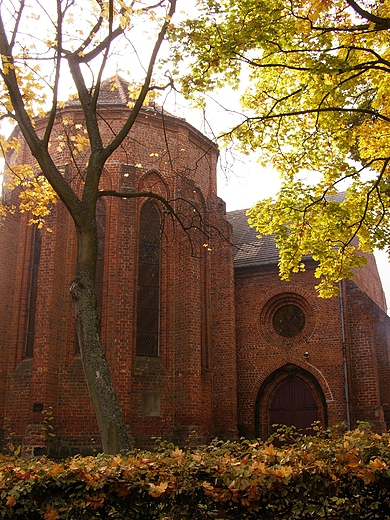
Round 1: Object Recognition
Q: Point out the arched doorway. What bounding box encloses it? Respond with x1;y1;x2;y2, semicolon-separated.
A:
269;375;317;433
255;366;327;439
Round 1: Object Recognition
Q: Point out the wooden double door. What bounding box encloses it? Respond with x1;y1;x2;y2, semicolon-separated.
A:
269;375;318;433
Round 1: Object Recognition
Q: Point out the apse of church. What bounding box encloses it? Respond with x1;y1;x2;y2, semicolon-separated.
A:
0;78;389;456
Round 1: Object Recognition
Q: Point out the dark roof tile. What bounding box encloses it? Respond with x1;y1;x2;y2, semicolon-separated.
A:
226;209;279;268
66;75;175;117
227;193;347;269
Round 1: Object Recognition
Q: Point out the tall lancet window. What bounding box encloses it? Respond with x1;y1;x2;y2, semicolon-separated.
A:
136;200;161;357
95;199;106;327
25;226;42;358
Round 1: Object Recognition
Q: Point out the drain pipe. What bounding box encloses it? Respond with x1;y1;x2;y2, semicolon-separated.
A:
339;280;351;430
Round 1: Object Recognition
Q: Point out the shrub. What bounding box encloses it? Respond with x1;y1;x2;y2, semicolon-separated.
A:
1;425;390;519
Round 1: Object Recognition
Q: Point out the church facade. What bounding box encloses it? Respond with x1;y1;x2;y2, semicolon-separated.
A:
0;81;389;456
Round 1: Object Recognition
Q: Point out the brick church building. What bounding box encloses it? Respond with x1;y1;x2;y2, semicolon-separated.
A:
1;79;390;456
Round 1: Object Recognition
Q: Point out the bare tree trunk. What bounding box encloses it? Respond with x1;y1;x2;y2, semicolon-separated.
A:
70;225;130;454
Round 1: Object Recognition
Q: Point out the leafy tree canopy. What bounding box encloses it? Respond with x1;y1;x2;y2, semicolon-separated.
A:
0;0;175;226
173;0;390;296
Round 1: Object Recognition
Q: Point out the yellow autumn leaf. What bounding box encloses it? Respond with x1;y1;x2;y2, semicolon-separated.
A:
272;466;293;480
191;453;202;462
171;447;184;459
369;458;387;471
357;468;376;484
44;505;58;520
149;481;168;497
6;495;16;507
202;481;214;493
263;444;277;456
250;460;267;473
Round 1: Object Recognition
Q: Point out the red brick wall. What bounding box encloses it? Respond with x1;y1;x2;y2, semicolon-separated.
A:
352;253;387;313
209;195;238;439
0;105;238;453
0;102;388;453
344;279;389;432
234;260;390;438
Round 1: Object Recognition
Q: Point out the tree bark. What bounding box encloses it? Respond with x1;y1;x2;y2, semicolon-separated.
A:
70;223;130;454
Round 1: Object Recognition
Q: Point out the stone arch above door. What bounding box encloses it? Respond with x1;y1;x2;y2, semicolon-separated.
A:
255;364;327;440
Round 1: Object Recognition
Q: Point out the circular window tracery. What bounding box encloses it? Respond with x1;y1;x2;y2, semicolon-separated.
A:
272;304;306;338
259;292;315;346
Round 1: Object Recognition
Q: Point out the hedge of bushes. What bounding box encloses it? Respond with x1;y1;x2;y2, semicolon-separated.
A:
1;424;390;519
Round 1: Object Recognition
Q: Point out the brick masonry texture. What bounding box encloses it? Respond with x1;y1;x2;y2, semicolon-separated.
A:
0;85;389;455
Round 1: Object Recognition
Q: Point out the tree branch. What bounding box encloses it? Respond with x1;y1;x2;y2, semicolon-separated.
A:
345;0;390;29
43;0;63;147
9;0;25;48
103;0;177;160
0;11;84;226
219;107;390;141
98;189;213;240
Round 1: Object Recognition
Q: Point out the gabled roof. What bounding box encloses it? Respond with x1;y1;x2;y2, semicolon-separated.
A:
227;193;347;269
226;209;280;268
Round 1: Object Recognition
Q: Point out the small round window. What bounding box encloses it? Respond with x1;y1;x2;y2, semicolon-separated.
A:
273;304;306;338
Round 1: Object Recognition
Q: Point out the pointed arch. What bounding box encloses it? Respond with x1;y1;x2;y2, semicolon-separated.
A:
255;364;327;439
138;170;169;201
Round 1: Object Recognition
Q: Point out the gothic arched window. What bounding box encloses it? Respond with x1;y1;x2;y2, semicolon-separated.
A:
25;226;42;358
136;200;161;357
95;198;106;327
